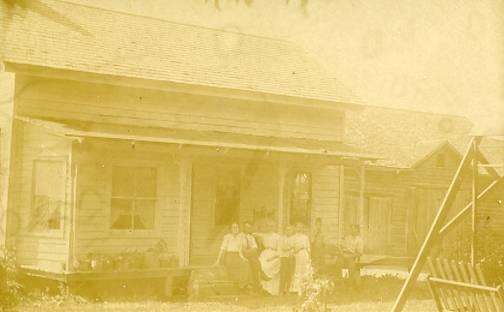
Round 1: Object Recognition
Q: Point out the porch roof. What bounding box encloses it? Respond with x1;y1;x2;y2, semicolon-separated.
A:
17;116;379;160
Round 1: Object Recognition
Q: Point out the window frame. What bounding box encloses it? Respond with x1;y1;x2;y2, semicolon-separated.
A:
108;161;162;235
28;156;69;236
288;170;313;226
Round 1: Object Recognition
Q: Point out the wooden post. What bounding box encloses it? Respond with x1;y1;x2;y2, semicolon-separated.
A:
359;165;366;246
471;139;479;268
0;71;15;248
277;165;287;233
338;165;345;240
67;161;78;272
178;159;192;266
391;137;479;312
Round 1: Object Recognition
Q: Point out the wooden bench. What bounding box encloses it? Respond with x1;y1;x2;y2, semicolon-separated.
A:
426;257;504;312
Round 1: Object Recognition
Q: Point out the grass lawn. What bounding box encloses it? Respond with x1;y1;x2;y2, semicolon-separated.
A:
14;276;436;311
17;300;437;311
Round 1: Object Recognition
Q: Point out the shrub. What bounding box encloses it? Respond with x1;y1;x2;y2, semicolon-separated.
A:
0;248;22;311
295;265;334;312
444;224;504;286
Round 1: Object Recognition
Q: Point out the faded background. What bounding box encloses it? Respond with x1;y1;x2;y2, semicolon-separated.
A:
65;0;504;130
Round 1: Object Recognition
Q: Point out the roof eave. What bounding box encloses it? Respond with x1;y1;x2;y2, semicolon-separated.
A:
5;61;362;112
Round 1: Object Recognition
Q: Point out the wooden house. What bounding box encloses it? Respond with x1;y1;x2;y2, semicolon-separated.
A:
0;0;379;277
343;106;504;257
0;1;502;285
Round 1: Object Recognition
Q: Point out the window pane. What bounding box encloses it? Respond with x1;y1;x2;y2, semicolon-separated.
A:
134;199;155;229
111;198;133;229
135;167;157;197
32;160;65;230
290;172;312;225
112;166;135;196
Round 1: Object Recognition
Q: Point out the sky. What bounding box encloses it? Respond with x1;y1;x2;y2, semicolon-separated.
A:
65;0;504;130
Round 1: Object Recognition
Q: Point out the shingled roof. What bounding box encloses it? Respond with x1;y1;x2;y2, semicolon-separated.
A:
1;0;359;105
345;106;504;174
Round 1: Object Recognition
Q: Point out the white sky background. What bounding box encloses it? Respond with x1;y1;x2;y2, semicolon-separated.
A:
66;0;504;130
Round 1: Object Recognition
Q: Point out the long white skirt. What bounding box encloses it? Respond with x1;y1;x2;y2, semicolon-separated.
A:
259;249;280;295
290;249;312;294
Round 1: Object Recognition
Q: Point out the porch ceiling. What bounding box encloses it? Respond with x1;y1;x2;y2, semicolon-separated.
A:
16;116;379;161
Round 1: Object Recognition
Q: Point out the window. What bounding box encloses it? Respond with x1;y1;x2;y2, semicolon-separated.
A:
111;166;157;230
215;168;240;225
31;160;66;231
289;172;312;225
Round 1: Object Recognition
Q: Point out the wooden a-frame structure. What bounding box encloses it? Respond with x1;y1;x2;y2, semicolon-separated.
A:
391;131;504;312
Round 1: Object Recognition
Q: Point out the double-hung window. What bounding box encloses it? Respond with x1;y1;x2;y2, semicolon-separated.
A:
31;160;66;231
110;166;157;230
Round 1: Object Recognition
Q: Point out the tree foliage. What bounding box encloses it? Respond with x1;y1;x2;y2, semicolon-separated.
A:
206;0;309;14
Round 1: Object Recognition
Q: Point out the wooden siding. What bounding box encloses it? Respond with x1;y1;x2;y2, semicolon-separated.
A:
344;168;406;256
312;166;341;243
344;144;504;258
73;141;181;260
14;123;72;271
16;77;345;142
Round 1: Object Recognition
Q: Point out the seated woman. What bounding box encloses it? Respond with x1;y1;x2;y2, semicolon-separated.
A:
257;220;281;295
290;222;312;294
214;222;251;292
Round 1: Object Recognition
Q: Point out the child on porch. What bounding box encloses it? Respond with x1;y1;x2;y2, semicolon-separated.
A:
340;224;363;287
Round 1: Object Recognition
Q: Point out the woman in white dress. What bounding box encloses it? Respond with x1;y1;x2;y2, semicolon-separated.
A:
290;222;312;294
258;221;281;295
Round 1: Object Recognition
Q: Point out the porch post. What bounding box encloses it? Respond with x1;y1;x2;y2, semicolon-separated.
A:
178;159;192;266
277;165;287;233
359;165;366;248
338;165;345;240
0;71;15;248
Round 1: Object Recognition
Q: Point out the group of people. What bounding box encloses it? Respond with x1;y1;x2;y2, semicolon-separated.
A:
215;220;311;295
215;218;364;296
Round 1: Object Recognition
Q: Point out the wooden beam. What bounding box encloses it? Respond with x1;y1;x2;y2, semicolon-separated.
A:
177;159;192;266
471;140;478;267
0;72;16;248
359;165;366;245
438;176;503;236
338;165;345;240
475;150;501;180
391;137;479;312
277;165;287;233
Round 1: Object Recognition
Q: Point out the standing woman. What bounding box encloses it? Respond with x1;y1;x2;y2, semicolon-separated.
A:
214;222;251;291
290;222;312;294
258;220;281;295
310;218;325;276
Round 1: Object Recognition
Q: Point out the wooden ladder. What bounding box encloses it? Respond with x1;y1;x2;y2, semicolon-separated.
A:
426;257;504;311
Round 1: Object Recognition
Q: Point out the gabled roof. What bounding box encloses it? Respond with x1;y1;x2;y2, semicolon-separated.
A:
345;106;504;175
1;0;360;106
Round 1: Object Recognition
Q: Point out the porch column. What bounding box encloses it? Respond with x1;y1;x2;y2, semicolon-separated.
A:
359;165;367;249
177;159;192;266
0;71;15;248
277;164;287;233
338;165;345;240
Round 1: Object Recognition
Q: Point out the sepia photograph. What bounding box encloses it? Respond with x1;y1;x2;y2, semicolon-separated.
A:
0;0;503;311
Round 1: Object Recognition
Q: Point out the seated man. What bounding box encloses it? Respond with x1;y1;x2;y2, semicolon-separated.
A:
242;221;270;293
340;224;363;287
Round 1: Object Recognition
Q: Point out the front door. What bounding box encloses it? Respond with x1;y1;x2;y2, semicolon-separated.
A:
366;196;392;254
